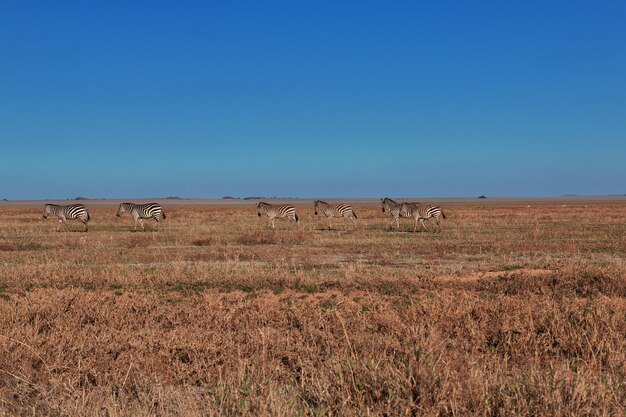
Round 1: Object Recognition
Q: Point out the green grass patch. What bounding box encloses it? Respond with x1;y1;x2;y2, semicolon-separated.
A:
294;283;319;294
319;298;336;311
378;282;404;296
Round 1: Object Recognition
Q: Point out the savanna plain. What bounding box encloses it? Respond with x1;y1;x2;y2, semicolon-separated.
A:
0;199;624;416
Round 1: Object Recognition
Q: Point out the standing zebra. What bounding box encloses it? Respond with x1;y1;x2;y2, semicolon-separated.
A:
256;202;299;229
313;200;357;229
43;204;90;232
400;202;446;232
380;198;420;229
116;202;166;231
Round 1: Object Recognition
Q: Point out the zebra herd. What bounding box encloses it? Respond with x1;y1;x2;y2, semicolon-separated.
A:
380;198;446;232
256;198;444;231
41;198;446;232
42;202;165;232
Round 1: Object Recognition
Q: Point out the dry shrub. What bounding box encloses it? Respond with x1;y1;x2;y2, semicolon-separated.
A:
0;242;43;251
0;242;17;251
464;269;626;297
21;242;44;251
192;237;214;246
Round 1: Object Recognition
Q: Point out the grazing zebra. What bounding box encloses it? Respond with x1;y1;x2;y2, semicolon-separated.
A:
116;202;166;231
380;198;420;229
43;204;90;232
256;202;299;229
313;200;357;229
400;202;446;232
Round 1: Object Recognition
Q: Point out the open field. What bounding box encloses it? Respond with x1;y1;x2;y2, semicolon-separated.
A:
0;199;625;416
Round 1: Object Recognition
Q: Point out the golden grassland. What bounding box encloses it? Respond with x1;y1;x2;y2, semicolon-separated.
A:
0;202;624;416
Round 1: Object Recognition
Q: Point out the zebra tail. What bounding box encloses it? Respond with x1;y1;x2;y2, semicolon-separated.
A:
295;213;300;223
442;211;446;219
162;212;166;219
353;211;358;219
87;213;90;221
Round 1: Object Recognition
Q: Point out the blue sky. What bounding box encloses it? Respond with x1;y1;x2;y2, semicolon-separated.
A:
1;1;625;199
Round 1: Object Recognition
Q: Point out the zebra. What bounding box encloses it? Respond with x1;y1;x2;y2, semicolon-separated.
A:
400;202;446;232
380;198;420;229
116;202;166;231
43;204;90;232
313;200;357;229
256;202;299;228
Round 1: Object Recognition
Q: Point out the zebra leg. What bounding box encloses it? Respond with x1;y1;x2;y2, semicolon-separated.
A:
395;217;400;230
271;218;275;229
155;219;160;231
328;217;332;230
83;220;88;232
57;219;63;232
351;216;357;229
139;219;145;231
420;218;428;232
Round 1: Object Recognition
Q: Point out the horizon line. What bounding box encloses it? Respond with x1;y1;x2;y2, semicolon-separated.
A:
3;194;626;202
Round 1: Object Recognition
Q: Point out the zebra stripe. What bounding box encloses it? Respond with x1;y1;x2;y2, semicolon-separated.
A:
43;204;90;232
313;200;357;229
256;202;299;228
380;198;420;229
400;202;446;232
116;202;166;231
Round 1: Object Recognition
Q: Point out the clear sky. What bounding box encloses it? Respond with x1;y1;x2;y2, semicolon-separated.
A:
1;1;625;199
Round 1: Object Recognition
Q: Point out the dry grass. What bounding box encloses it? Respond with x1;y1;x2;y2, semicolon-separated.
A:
0;203;624;416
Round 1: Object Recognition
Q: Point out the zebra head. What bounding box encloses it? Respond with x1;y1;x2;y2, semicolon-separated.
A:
256;201;267;216
42;204;55;218
381;198;394;213
313;200;324;215
116;203;129;217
